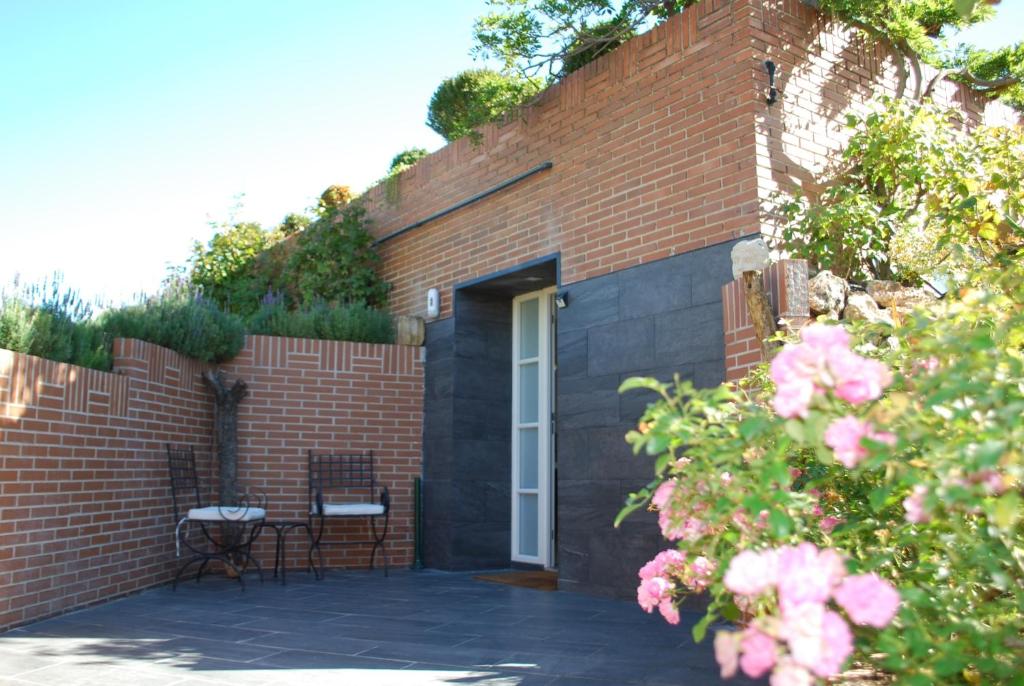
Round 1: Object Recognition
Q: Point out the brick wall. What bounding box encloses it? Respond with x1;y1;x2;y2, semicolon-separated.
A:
0;339;211;631
0;336;423;631
363;0;1015;320
751;0;1019;241
722;259;809;380
363;0;765;318
221;336;423;572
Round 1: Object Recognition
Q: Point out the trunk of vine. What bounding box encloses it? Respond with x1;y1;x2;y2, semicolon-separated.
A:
203;370;248;506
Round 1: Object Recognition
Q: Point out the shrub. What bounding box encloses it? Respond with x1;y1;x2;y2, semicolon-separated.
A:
619;248;1024;683
99;290;245;364
285;202;390;308
426;69;542;142
388;148;428;174
246;301;394;344
188;221;278;317
775;99;1024;285
0;276;111;369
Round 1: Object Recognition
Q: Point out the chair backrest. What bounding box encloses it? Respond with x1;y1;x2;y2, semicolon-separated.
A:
167;444;203;520
309;450;376;511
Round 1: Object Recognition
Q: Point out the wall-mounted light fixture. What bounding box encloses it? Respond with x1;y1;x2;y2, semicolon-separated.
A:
554;290;569;309
764;60;779;105
426;288;440;319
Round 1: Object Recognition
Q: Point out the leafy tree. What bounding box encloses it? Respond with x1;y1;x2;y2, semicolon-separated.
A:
426;69;542;142
188;221;276;316
285;202;391;308
388;148;429;174
472;0;1022;109
776;98;1024;284
277;212;311;237
473;0;696;79
317;184;353;216
561;17;637;75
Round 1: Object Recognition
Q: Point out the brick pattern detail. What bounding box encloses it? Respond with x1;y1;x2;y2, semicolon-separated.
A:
0;340;213;632
362;0;765;318
722;258;809;380
0;337;423;631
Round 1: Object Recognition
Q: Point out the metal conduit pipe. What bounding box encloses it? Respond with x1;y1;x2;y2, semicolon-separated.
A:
373;161;554;246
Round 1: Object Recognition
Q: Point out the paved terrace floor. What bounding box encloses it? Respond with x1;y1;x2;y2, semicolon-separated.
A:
0;570;758;686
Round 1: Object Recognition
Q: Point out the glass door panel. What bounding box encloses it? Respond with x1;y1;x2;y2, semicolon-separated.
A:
511;287;554;566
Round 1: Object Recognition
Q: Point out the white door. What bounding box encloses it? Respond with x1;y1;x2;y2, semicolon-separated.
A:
511;287;555;566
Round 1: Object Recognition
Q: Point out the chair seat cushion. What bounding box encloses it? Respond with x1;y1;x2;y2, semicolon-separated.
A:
317;503;385;516
187;506;266;522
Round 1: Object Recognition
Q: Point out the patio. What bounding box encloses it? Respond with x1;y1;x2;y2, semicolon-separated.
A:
0;570;752;686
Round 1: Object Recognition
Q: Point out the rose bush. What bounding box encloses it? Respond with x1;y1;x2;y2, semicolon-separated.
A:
617;257;1024;684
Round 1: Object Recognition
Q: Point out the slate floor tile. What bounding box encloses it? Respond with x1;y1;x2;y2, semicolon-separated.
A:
0;569;738;685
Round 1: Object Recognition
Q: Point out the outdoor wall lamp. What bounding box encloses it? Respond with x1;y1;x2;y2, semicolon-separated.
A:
554;290;569;309
765;60;779;105
426;287;440;319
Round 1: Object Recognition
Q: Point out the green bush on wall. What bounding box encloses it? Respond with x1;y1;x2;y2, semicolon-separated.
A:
99;291;247;364
247;301;394;344
0;277;111;370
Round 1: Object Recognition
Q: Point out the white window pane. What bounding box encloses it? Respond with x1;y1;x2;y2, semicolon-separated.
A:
519;428;538;489
519;363;538;423
519;297;539;359
519;494;538;557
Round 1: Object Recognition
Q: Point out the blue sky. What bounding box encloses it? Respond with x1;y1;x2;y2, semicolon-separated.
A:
0;1;1020;307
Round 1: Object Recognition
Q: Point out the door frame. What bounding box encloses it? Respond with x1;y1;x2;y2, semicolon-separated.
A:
510;286;556;567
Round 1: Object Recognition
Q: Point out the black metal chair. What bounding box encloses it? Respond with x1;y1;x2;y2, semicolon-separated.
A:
308;450;390;578
167;444;266;590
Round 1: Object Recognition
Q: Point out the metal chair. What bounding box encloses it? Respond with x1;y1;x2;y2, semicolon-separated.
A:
308;450;390;578
167;444;266;590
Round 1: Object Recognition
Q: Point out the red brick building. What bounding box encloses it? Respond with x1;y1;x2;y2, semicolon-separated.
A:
359;0;1014;595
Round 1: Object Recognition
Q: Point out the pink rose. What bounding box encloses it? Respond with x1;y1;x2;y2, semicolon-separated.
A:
824;416;871;468
819;516;843;534
651;479;677;509
772;378;815;419
770;658;815;686
685;555;717;591
739;627;778;678
637;576;672;612
658;598;680;625
830;351;892;405
714;631;741;679
833;573;900;628
824;416;896;468
639;549;686;580
783;603;853;677
724;549;778;596
776;544;846;609
903;485;930;524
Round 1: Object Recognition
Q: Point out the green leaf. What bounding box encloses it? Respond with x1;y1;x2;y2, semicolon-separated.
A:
991;492;1021;530
953;0;979;18
739;416;770;439
613;500;647;528
784;419;806;444
720;602;741;622
618;376;664;394
691;613;713;643
768;509;793;538
868;486;893;512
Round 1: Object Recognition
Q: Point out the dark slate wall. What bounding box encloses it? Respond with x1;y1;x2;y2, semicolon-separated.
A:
555;238;740;598
422;291;513;570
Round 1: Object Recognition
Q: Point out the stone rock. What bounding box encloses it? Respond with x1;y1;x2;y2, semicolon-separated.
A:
866;280;936;312
843;292;894;326
394;315;425;346
730;239;771;280
807;270;848;318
